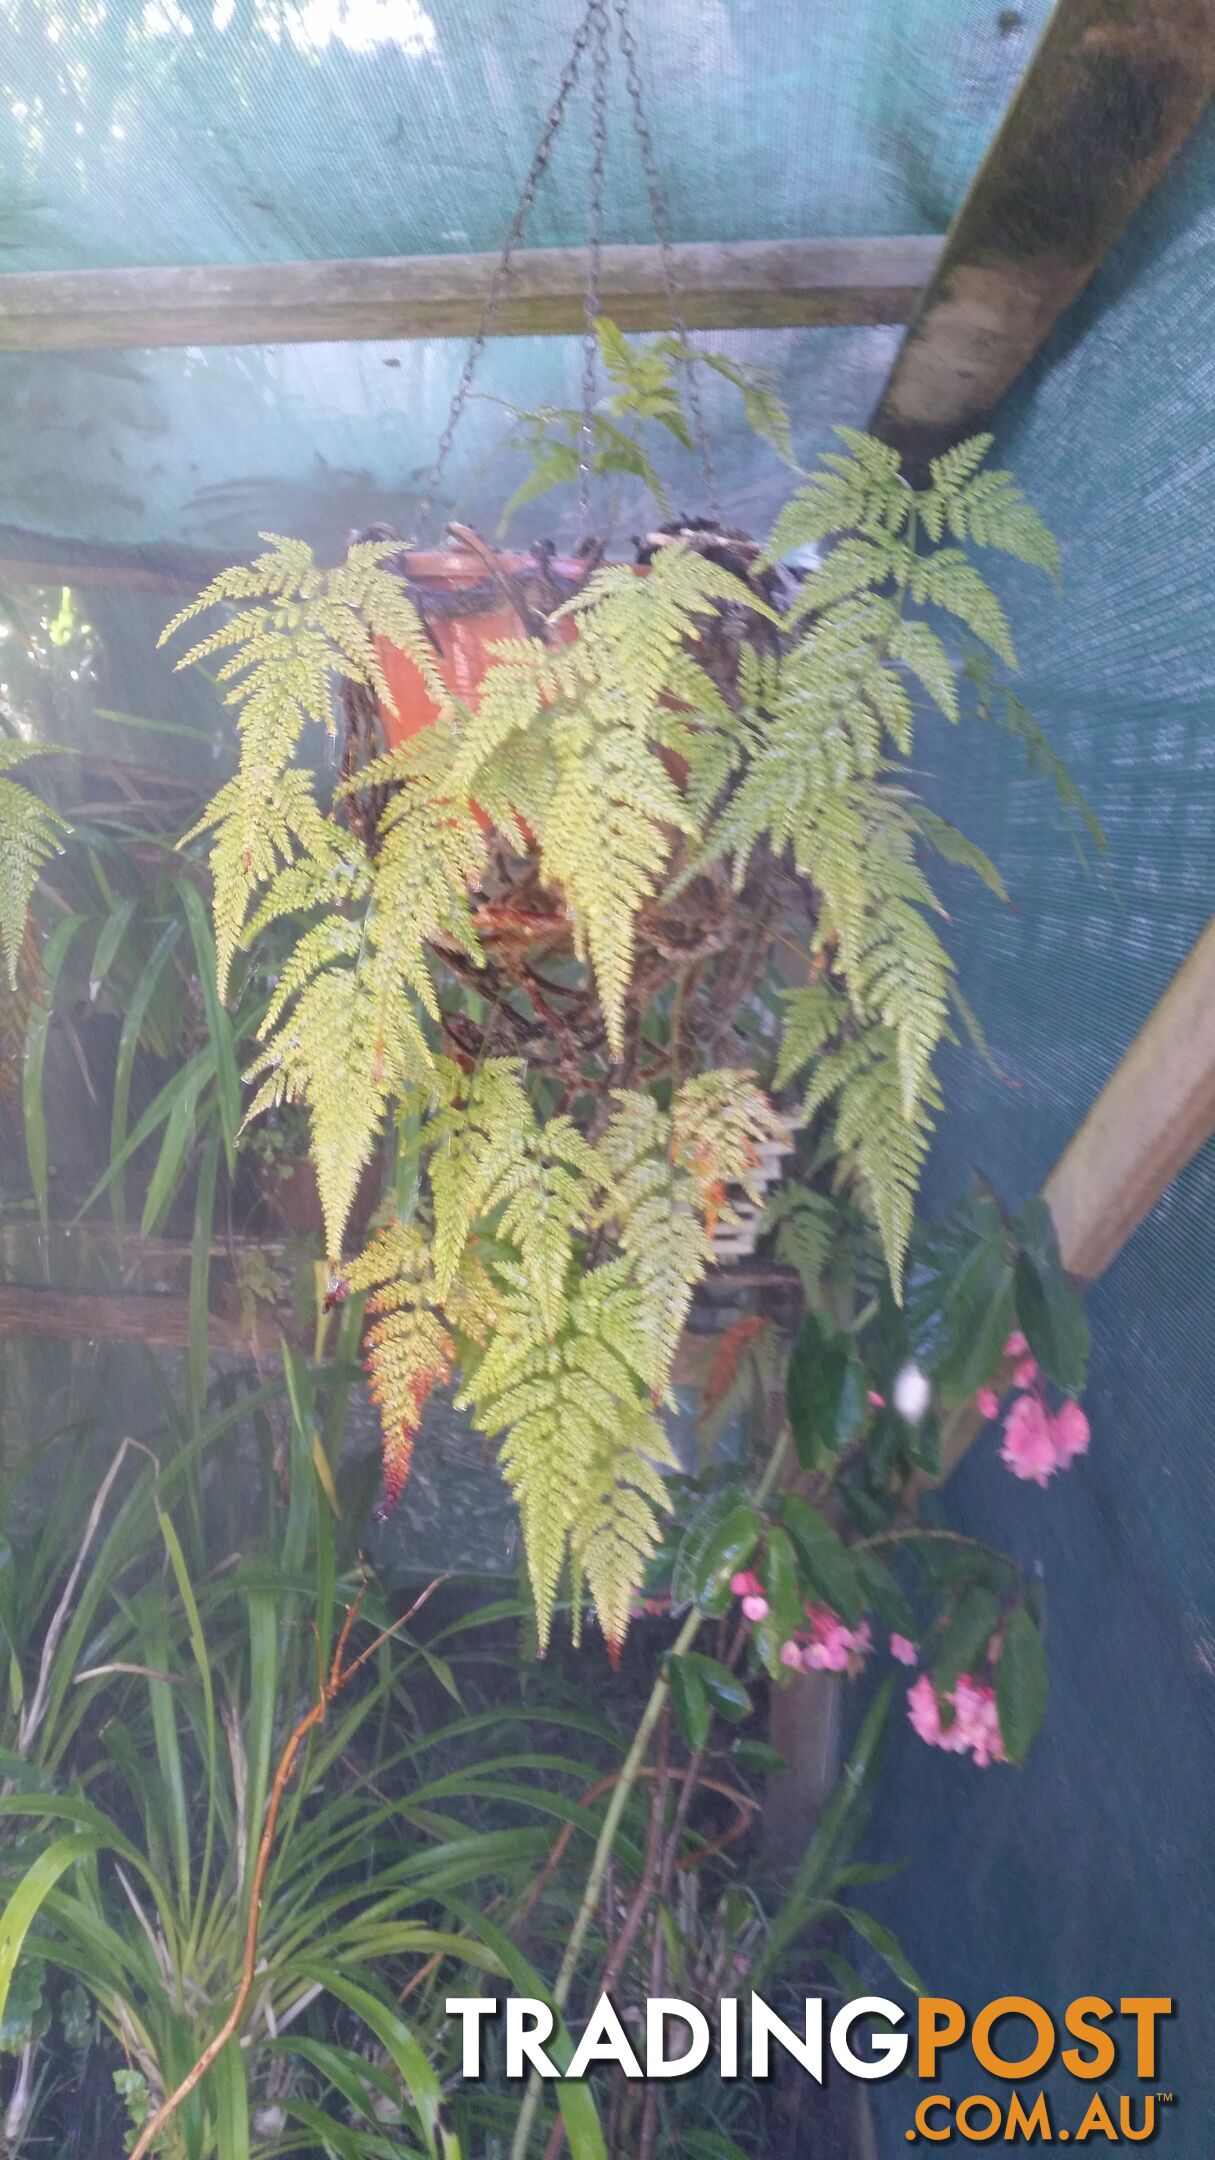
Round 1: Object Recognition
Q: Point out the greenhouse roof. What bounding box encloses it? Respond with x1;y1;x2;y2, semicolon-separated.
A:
0;0;1058;561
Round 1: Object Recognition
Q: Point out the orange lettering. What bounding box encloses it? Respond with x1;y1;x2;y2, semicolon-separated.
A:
1005;2092;1052;2140
1075;2093;1117;2141
1061;1998;1116;2080
917;1998;967;2077
972;1998;1055;2081
915;2096;953;2141
957;2093;1002;2140
1119;1997;1172;2079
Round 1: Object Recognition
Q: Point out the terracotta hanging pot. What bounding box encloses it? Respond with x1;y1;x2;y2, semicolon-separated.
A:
371;538;591;749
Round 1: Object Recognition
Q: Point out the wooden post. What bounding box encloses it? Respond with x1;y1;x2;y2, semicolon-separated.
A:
871;0;1215;464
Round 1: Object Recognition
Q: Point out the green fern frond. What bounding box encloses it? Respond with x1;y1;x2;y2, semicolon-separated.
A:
802;1021;941;1299
461;1257;658;1648
761;1182;837;1299
0;754;66;987
573;1391;676;1651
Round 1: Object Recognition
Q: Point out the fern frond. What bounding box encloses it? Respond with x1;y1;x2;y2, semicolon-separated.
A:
0;760;67;987
802;1020;940;1298
343;1222;454;1511
462;1258;658;1648
572;1390;676;1652
761;1183;837;1299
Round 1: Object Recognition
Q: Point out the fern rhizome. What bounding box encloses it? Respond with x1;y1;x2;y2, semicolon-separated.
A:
162;422;1058;1649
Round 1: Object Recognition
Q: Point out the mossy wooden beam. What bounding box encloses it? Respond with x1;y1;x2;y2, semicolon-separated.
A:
0;236;942;354
933;912;1215;1485
872;0;1215;465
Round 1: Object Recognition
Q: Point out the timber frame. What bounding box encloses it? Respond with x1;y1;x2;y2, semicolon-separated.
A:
0;236;942;354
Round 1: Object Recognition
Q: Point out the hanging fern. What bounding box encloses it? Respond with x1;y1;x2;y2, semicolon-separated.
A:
165;415;1062;1645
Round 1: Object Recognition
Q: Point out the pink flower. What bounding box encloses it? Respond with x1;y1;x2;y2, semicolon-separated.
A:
906;1673;964;1753
1000;1391;1058;1487
907;1673;1006;1766
952;1675;1007;1767
802;1604;872;1673
1051;1399;1091;1465
1013;1354;1040;1388
779;1639;804;1671
730;1570;762;1598
867;1389;886;1409
1004;1331;1028;1358
974;1387;1000;1421
742;1593;770;1622
890;1633;919;1666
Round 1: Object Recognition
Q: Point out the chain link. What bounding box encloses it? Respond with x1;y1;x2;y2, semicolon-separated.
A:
578;0;610;527
613;0;721;520
419;0;720;539
417;0;601;536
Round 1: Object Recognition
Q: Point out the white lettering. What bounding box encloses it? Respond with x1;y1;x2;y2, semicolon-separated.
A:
446;1998;497;2078
565;1994;643;2080
830;1997;909;2080
750;1993;824;2081
645;1999;710;2078
505;1998;560;2080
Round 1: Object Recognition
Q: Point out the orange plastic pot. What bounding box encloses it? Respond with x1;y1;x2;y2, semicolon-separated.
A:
374;547;589;748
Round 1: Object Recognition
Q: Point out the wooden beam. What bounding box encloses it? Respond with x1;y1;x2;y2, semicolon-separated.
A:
0;1282;269;1356
872;0;1215;465
933;913;1215;1485
0;237;943;354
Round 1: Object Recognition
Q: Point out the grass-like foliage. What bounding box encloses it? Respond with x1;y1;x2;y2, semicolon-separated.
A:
162;418;1059;1648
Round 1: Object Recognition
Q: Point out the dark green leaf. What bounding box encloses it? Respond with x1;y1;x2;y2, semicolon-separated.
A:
732;1739;787;1776
932;1586;999;1697
905;1198;1015;1406
667;1656;710;1752
778;1496;862;1624
684;1654;750;1723
996;1607;1048;1765
786;1312;864;1468
759;1525;802;1643
671;1487;746;1611
1013;1201;1088;1394
688;1504;761;1616
852;1553;916;1640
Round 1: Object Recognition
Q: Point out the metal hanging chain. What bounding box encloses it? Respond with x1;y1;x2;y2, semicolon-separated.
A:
613;0;721;521
417;0;601;537
578;0;610;527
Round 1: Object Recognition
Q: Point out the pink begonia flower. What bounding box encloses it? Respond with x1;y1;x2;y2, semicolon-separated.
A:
907;1673;1007;1766
890;1633;919;1666
1000;1390;1059;1487
951;1676;1008;1767
742;1593;770;1623
779;1639;803;1671
974;1387;1000;1421
1051;1399;1091;1465
801;1604;873;1673
730;1570;762;1598
1004;1331;1028;1358
1013;1354;1040;1389
906;1673;966;1753
867;1389;887;1409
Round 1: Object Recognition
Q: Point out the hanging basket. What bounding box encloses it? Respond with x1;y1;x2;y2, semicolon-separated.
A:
372;543;591;749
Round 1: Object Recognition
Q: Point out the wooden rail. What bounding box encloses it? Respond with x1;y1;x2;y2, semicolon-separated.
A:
0;236;943;354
